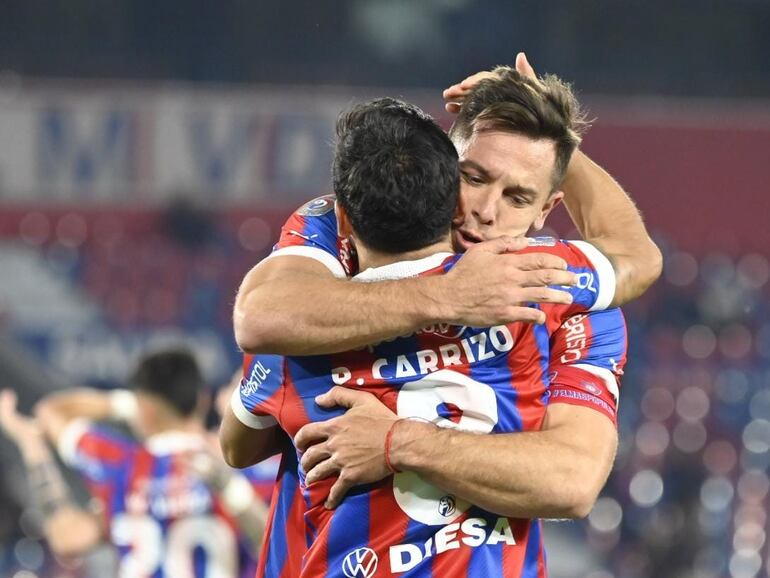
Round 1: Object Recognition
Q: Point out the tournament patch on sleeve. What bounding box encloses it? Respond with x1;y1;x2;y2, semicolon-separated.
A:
267;195;352;277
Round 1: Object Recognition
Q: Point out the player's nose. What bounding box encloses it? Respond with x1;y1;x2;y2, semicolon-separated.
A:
470;191;496;226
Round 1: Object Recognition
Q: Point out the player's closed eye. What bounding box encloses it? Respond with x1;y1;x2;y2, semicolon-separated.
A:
461;171;485;186
506;194;531;207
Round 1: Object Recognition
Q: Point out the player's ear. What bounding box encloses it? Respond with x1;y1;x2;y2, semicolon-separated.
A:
335;200;353;238
532;190;564;231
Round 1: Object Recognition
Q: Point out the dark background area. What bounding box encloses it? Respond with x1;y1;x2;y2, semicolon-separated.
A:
2;0;769;97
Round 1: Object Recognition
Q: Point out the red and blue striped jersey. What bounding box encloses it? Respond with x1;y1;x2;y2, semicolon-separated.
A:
234;239;622;577
243;454;282;503
58;422;259;578
267;195;625;424
253;449;307;578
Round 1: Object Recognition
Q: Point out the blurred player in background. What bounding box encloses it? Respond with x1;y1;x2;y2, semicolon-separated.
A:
1;349;268;578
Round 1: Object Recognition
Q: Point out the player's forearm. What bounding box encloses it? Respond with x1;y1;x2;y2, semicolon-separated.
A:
561;150;662;305
45;505;103;558
35;389;126;443
391;421;614;519
219;411;282;468
230;493;269;555
234;274;450;356
15;431;99;555
205;468;269;555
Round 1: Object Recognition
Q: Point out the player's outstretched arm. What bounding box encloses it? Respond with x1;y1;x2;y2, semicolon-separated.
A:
389;404;617;518
0;391;103;558
234;236;575;356
35;388;134;446
296;387;616;518
444;52;662;307
559;149;662;306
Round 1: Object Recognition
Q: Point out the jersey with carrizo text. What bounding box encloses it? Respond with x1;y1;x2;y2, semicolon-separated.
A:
57;423;257;578
269;196;626;424
233;240;618;578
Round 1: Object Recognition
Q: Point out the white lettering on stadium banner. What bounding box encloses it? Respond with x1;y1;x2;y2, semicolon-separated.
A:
0;84;439;203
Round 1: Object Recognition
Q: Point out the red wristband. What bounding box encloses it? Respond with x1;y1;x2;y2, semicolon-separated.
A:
384;419;404;474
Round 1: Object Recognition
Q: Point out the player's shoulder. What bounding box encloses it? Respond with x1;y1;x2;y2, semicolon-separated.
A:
60;420;138;470
295;194;336;217
279;194;338;231
518;236;591;256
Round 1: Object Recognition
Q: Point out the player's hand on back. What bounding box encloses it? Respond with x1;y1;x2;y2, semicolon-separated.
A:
442;236;576;326
180;438;232;492
295;387;398;509
443;52;541;114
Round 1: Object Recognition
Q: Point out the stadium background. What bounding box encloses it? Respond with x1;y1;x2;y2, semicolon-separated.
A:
1;1;769;577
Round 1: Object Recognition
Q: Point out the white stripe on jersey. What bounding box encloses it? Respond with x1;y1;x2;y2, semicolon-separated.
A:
265;245;347;278
230;387;278;430
567;240;617;311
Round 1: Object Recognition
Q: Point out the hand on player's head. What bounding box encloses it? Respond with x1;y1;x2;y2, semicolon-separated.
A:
443;52;540;114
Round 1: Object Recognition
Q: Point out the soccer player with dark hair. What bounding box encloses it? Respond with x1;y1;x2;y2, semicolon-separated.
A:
1;348;269;577
222;64;639;573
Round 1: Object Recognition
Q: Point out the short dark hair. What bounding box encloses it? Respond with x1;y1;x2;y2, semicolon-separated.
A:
449;67;589;188
128;349;203;417
332;97;459;254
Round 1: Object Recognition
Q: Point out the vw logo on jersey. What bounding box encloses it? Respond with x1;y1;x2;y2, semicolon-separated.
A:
438;495;457;517
342;548;378;578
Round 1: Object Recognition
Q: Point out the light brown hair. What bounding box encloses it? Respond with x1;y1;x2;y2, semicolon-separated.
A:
448;66;589;189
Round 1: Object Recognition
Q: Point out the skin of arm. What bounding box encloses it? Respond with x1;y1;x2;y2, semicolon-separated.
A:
560;149;663;307
219;408;283;469
389;404;617;519
34;388;117;446
0;391;103;558
186;439;271;555
234;238;576;356
296;387;617;518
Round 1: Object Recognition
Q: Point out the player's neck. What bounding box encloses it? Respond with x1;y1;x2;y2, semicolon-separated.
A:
357;238;454;271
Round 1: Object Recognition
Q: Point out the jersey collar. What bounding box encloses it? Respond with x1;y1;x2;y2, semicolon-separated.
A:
354;252;455;281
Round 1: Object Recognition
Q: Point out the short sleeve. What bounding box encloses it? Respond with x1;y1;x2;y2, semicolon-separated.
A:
57;419;137;485
546;308;627;426
519;238;616;315
231;354;285;430
265;195;356;278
